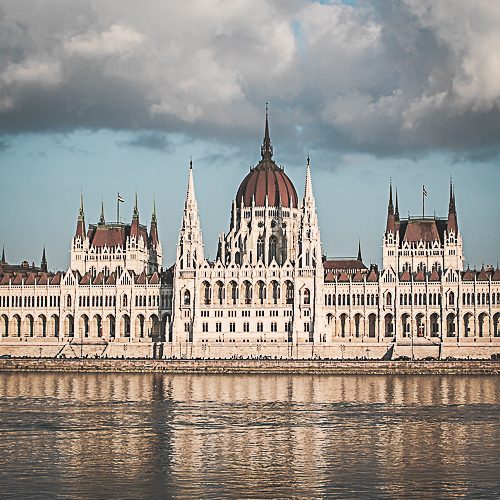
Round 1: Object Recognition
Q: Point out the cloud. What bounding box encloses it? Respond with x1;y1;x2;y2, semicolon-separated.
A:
64;24;144;58
0;0;499;159
121;132;172;151
2;59;62;87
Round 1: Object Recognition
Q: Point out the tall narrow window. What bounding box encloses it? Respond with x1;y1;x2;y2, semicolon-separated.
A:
257;237;264;262
269;236;277;263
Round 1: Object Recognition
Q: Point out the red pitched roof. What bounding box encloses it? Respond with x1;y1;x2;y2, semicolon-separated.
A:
136;271;147;284
429;269;440;281
403;220;440;242
367;269;378;282
0;274;11;285
105;273;116;285
324;259;366;271
50;272;61;285
414;270;425;282
462;269;475;281
400;270;411;282
93;272;104;285
338;272;349;282
25;273;36;285
37;273;49;285
80;272;92;285
353;271;364;282
492;268;500;281
12;273;23;285
477;268;489;281
149;272;160;285
324;271;335;283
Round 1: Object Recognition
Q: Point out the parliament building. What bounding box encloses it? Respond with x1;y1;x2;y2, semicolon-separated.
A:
1;116;499;359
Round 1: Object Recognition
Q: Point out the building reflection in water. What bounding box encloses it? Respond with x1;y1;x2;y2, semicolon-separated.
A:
0;373;498;498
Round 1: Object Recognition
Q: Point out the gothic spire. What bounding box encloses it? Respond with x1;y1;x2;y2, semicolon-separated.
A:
41;246;47;272
79;193;84;220
447;178;458;234
1;246;5;264
186;159;197;209
99;200;105;225
386;180;396;234
150;199;159;248
357;240;362;262
75;194;86;238
304;154;314;201
395;187;400;221
152;198;157;223
133;192;139;220
177;160;204;268
260;103;273;161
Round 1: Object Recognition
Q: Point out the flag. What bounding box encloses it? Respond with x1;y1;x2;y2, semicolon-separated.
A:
423;185;427;197
117;193;124;203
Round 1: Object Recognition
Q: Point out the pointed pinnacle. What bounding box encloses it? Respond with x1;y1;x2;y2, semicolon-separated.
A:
133;192;139;219
99;200;105;224
261;103;273;160
152;198;157;222
79;193;85;220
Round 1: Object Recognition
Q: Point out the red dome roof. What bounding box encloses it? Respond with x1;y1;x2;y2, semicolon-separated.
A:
235;112;298;208
236;161;298;208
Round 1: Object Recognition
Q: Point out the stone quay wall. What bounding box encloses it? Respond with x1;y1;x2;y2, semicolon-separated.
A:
0;358;498;375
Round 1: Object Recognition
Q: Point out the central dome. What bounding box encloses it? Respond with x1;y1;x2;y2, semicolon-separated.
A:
235;113;298;208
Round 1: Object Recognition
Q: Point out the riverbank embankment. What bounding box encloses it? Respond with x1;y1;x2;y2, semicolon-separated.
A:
0;358;499;375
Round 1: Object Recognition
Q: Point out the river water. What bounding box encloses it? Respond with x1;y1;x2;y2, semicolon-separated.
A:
0;373;498;499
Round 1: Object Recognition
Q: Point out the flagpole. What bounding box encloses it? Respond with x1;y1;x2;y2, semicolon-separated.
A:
117;193;120;223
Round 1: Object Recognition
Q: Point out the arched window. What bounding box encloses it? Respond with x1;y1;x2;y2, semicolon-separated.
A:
257;237;264;262
122;294;128;307
202;282;211;305
269;236;277;263
183;290;191;306
66;295;72;308
386;292;392;306
449;291;454;306
271;281;279;304
303;288;310;305
257;281;265;304
244;281;252;305
285;282;294;304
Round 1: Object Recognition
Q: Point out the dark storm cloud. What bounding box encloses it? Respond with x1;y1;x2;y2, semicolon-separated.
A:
0;0;499;159
121;132;172;152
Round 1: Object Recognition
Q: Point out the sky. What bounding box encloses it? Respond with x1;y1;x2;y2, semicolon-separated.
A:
0;0;499;271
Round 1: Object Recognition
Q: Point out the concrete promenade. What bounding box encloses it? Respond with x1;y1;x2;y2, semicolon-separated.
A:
0;358;498;375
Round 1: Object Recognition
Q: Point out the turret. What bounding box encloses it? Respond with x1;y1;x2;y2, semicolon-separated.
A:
298;155;322;270
131;192;140;238
150;200;159;248
41;246;47;272
176;160;204;270
75;194;86;238
395;187;400;223
261;103;273;161
447;179;458;234
98;200;105;225
386;181;396;234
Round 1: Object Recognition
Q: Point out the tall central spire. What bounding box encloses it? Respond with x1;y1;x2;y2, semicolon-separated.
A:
261;103;273;161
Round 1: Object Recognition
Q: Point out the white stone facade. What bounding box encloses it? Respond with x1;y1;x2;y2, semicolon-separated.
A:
0;120;499;359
